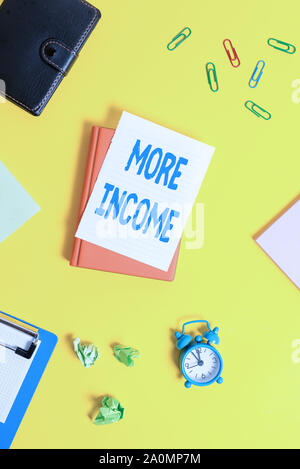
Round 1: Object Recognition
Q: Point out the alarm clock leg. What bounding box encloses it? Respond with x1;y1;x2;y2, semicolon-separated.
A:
184;381;192;389
217;377;223;384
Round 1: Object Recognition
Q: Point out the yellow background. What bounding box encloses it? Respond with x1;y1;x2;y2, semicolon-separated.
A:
1;0;300;449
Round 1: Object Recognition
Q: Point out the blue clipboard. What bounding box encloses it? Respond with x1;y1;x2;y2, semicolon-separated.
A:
0;311;57;449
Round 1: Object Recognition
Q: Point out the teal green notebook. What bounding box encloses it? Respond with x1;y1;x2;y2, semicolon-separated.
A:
0;161;40;242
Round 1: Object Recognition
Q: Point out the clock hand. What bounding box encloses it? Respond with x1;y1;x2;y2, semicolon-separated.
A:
191;351;204;366
186;364;199;369
191;351;199;362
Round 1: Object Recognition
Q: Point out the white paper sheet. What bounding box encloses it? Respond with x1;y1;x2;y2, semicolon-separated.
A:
0;322;40;423
255;199;300;289
76;112;215;271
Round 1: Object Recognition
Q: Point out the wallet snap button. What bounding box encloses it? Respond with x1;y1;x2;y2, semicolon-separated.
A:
45;45;56;58
41;39;77;75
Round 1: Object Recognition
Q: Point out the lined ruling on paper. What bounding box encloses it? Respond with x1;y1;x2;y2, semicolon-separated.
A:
76;111;215;271
0;322;40;423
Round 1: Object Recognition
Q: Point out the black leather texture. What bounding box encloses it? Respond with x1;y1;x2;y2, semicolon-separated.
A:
0;0;101;116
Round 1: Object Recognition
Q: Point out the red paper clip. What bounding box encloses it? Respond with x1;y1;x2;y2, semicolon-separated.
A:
223;39;240;68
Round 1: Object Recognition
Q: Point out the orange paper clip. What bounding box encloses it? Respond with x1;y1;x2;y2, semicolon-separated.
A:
223;39;240;68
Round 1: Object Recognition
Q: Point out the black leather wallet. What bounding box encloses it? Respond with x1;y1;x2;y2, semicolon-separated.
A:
0;0;101;116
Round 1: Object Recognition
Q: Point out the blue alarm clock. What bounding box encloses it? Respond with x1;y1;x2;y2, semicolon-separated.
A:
175;320;223;388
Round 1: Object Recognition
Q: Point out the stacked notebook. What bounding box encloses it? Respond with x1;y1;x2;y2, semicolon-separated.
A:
70;127;181;280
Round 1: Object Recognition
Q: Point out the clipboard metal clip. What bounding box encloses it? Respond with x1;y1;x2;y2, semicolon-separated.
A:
0;315;39;359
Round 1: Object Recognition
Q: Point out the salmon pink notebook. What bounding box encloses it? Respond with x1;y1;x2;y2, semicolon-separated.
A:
70;127;180;280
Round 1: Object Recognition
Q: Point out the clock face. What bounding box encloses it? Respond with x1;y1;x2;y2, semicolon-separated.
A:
182;345;221;385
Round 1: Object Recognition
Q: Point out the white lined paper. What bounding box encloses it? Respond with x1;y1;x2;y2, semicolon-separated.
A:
0;322;40;423
76;112;215;271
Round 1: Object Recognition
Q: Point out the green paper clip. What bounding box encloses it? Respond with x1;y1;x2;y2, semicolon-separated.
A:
167;27;191;51
245;100;271;120
267;38;296;54
206;62;219;92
